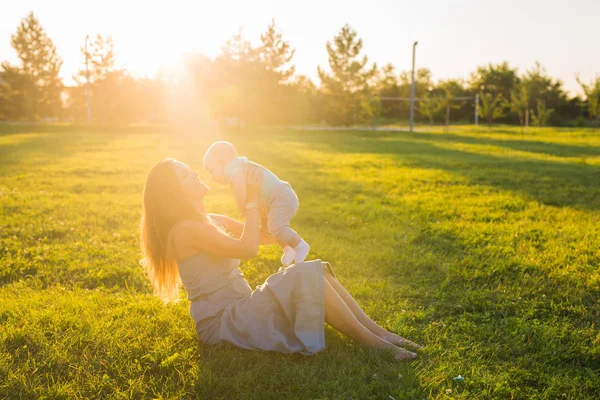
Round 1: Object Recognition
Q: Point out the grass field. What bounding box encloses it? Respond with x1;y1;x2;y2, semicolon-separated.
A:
1;124;599;399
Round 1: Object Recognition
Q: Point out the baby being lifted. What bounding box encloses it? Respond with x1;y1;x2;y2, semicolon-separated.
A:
203;141;309;266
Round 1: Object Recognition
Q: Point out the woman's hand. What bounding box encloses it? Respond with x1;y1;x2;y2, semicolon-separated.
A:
245;165;263;203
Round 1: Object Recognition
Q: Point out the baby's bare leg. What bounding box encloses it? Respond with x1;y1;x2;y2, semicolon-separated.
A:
268;190;308;263
287;233;301;248
272;230;301;248
275;228;309;264
274;228;308;263
273;227;300;246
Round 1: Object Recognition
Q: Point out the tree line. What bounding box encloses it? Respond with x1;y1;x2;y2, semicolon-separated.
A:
1;12;599;129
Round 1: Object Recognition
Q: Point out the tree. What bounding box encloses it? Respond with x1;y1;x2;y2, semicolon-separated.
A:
470;62;518;101
377;64;399;91
211;22;298;125
10;12;63;120
399;68;433;98
435;82;461;132
375;63;401;119
69;35;147;125
478;92;506;129
258;19;295;83
175;54;215;125
510;84;530;133
74;35;117;85
576;75;600;129
530;99;554;128
254;19;297;124
521;62;566;125
418;97;435;126
0;63;28;120
318;24;377;126
213;28;263;124
69;34;118;122
374;66;434;121
220;28;256;63
70;34;131;124
285;75;319;124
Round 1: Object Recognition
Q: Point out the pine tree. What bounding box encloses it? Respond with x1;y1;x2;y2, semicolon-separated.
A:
69;34;139;125
10;12;63;120
214;29;258;125
258;19;295;83
74;35;117;85
318;24;377;126
220;28;255;63
254;19;297;123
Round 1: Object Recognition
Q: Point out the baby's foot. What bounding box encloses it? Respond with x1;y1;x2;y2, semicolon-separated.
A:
293;240;310;264
281;246;296;266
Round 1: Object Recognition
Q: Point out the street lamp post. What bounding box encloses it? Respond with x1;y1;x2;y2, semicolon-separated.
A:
85;35;91;124
409;41;418;132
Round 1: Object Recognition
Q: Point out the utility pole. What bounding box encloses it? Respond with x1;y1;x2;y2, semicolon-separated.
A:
409;41;418;132
85;35;91;124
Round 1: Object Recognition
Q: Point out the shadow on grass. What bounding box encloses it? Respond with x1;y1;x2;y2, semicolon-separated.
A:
3;128;597;397
189;338;422;399
0;132;80;176
294;131;600;211
0;123;178;136
185;142;434;397
408;130;600;158
265;140;599;397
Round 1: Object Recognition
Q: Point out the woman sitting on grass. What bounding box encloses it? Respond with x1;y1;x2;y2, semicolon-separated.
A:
140;158;422;360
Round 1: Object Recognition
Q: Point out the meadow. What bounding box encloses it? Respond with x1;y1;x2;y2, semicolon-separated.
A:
0;124;599;399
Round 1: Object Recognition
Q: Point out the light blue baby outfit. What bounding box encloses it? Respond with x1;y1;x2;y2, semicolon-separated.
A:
224;157;300;244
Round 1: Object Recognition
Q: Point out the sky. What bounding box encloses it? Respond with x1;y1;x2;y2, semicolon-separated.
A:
1;0;598;95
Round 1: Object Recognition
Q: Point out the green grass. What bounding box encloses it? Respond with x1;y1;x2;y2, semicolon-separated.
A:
1;124;599;399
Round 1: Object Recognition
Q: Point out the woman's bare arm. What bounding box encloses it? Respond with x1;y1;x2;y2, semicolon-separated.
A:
173;217;260;260
173;165;264;260
229;172;247;214
209;214;276;245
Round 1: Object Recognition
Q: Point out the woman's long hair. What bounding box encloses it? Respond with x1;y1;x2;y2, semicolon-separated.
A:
140;158;205;303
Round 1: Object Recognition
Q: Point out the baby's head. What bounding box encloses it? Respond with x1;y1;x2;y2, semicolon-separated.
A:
203;141;238;184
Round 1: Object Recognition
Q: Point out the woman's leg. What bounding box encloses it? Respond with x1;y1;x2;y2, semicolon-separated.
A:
325;273;423;349
323;278;417;360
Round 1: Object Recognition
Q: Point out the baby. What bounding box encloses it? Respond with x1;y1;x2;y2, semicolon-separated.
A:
203;141;309;266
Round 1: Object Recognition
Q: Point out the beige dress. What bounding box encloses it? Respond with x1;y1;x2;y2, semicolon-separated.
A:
178;253;334;355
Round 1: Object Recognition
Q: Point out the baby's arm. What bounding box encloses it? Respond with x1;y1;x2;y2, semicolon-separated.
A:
229;171;247;214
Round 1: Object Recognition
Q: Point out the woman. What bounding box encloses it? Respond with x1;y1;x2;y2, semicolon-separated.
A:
140;158;421;360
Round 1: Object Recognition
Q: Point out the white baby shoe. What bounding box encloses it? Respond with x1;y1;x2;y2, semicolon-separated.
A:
293;240;310;264
281;246;296;266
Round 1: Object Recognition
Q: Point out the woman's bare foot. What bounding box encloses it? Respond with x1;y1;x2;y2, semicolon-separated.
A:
393;347;418;361
381;333;423;350
368;334;417;361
